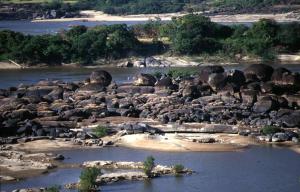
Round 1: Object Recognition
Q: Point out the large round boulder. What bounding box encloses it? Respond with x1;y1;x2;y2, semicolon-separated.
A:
272;68;300;88
155;77;174;89
227;70;246;87
133;74;156;86
198;65;224;82
89;70;112;86
208;73;227;91
244;64;274;82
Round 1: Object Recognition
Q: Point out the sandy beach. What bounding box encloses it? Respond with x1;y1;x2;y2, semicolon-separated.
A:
33;10;300;23
117;133;256;152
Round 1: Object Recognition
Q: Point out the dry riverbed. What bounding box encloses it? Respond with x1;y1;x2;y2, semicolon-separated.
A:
33;10;300;23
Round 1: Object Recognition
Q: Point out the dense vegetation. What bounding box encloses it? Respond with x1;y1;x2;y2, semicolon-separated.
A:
1;14;300;65
213;0;299;10
0;24;139;65
3;0;299;16
70;0;299;14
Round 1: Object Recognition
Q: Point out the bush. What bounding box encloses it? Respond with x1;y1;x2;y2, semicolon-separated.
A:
93;125;108;138
152;71;163;79
143;156;155;178
167;69;196;78
261;125;282;135
79;167;101;192
45;185;60;192
173;164;184;175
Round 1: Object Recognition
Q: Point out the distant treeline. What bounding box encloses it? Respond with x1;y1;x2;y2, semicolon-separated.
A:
1;14;300;65
70;0;299;15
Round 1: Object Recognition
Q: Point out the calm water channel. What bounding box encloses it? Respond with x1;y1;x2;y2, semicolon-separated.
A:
1;146;300;192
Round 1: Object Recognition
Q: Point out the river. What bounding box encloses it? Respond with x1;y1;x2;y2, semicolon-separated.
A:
0;20;256;35
1;146;300;192
1;64;300;89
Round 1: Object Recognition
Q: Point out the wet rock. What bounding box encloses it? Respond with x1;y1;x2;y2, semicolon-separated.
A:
272;132;289;142
227;69;246;87
44;86;64;101
279;111;300;127
133;74;156;86
241;90;257;106
182;85;200;98
78;83;106;93
89;70;112;86
208;73;227;91
52;154;65;160
155;77;174;89
244;64;274;82
145;57;162;67
272;67;300;89
133;60;146;67
118;61;133;67
117;85;155;94
253;96;280;113
11;109;35;120
198;65;224;82
292;137;299;143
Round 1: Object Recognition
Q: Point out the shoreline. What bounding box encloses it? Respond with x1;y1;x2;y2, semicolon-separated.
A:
1;54;300;70
31;10;300;23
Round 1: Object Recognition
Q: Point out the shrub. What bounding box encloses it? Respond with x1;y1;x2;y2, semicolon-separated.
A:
143;156;155;178
45;185;60;192
173;164;184;175
261;125;282;135
167;69;196;78
79;167;101;192
93;125;108;138
152;71;163;79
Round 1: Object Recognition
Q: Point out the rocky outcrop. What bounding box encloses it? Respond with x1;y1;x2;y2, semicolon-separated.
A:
0;67;299;140
244;64;274;82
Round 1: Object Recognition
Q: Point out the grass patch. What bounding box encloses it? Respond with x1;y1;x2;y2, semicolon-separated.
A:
167;68;197;78
261;125;282;135
92;125;108;138
173;164;185;175
45;185;60;192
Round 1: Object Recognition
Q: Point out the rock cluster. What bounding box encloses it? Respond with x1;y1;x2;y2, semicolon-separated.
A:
0;65;299;141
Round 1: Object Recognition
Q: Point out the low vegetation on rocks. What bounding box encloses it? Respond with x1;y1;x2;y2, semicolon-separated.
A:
261;126;282;135
79;167;101;192
173;164;185;175
143;156;155;178
93;125;108;138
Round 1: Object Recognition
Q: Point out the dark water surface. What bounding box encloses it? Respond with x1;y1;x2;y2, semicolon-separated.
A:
1;146;300;192
0;20;255;35
0;20;146;35
1;64;300;89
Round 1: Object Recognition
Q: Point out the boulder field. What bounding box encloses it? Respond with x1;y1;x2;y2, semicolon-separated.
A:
0;64;299;143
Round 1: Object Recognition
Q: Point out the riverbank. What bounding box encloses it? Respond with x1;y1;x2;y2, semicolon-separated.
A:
32;10;300;23
1;53;300;70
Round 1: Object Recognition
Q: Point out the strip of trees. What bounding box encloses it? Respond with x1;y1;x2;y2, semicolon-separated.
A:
1;14;300;65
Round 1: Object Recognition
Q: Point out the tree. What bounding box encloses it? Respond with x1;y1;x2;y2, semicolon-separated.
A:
143;156;155;178
167;14;223;54
79;167;101;192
